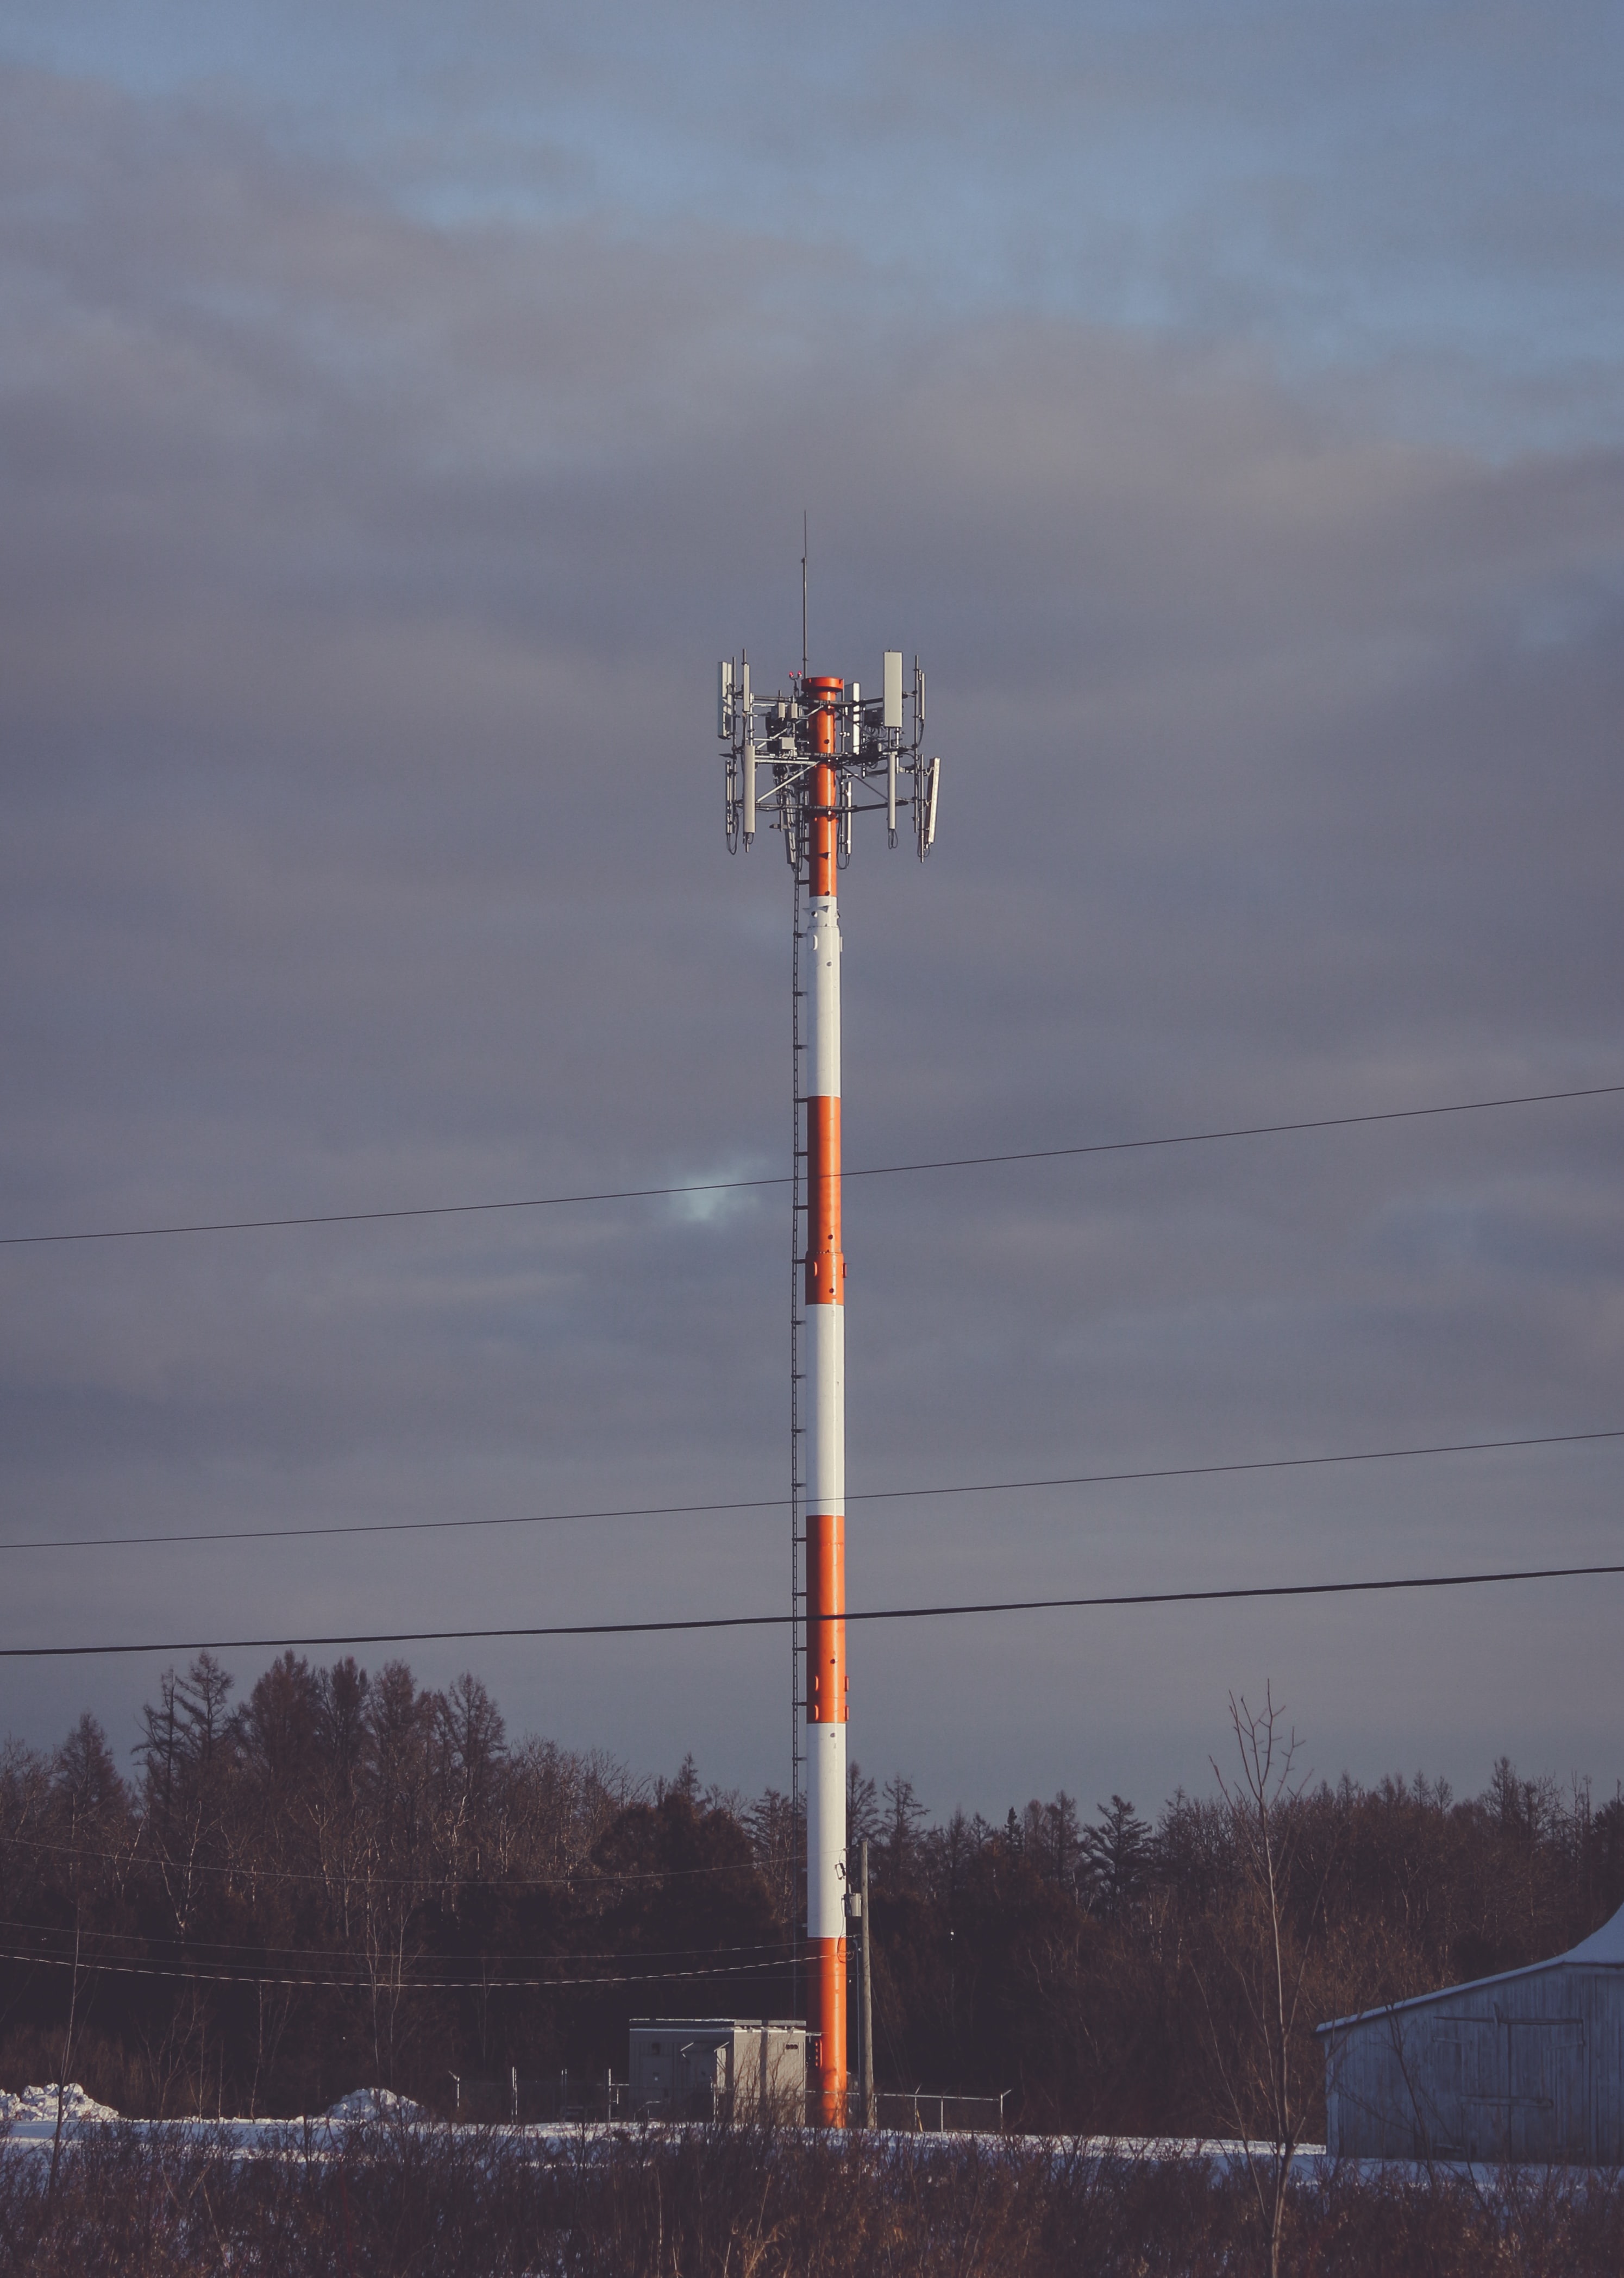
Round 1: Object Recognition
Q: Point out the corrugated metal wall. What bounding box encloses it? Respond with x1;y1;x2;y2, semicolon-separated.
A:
1324;1965;1624;2161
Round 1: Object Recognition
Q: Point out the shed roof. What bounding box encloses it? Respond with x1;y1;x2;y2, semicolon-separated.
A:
1318;1899;1624;2034
628;2018;802;2031
1560;1903;1624;1966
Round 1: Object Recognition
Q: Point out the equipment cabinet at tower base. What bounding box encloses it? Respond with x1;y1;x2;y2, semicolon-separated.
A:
628;2019;806;2123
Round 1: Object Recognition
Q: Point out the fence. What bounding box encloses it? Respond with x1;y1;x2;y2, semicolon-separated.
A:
857;2089;1012;2134
439;2072;1009;2132
444;2069;629;2124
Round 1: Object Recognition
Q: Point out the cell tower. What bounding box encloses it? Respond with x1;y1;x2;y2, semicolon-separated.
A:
716;597;938;2128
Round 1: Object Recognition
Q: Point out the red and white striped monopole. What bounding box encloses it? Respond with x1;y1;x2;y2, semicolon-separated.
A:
717;640;937;2126
802;677;848;2124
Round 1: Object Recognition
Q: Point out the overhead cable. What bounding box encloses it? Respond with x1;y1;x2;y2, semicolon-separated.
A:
5;1556;1623;1659
4;1426;1619;1557
0;1946;793;1994
3;1080;1619;1249
1;1832;779;1890
0;1917;792;1968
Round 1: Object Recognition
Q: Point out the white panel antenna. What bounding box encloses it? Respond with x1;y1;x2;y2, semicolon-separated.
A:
882;651;902;731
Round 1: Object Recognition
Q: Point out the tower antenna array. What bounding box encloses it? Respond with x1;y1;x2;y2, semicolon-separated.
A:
715;596;939;2126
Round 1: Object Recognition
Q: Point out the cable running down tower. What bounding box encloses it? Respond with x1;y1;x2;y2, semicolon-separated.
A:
716;623;939;2126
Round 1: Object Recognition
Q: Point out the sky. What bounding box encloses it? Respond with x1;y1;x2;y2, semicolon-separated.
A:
3;0;1623;1831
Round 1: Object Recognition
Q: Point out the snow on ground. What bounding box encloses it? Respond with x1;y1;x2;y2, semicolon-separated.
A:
1;2091;1323;2164
0;2102;1598;2186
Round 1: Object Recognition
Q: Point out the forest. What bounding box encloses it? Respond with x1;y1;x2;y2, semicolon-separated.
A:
4;1649;1623;2132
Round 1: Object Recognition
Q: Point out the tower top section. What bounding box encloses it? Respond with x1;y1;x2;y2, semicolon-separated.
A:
715;650;940;867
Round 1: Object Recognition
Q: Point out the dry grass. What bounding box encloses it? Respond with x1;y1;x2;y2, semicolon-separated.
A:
2;2122;1622;2276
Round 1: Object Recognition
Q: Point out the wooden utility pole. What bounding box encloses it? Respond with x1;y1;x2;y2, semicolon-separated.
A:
858;1838;876;2126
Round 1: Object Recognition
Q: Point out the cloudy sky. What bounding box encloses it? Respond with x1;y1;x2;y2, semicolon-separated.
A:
3;1;1622;1826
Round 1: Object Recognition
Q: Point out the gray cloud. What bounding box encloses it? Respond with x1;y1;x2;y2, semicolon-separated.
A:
2;61;1623;1817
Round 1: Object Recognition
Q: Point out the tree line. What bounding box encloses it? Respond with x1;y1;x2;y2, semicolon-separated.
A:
3;1651;1622;2128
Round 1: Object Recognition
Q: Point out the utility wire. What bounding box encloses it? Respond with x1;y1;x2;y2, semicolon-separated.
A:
0;1946;794;1994
0;1917;793;1968
6;1557;1624;1659
0;1833;779;1890
2;1426;1616;1557
4;1080;1619;1250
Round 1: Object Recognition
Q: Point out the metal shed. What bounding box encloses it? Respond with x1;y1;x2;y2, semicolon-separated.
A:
627;2019;806;2122
1319;1901;1624;2161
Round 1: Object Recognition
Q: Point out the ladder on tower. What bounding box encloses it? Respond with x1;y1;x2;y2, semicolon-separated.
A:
789;860;808;2021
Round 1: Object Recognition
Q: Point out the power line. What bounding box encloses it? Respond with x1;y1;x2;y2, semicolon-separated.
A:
1;1833;780;1891
0;1492;783;1555
4;1080;1619;1250
0;1946;795;1994
4;1426;1619;1557
0;1917;793;1968
5;1557;1623;1660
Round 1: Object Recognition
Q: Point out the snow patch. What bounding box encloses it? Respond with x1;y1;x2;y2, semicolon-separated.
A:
322;2088;426;2122
1564;1900;1624;1966
0;2083;120;2125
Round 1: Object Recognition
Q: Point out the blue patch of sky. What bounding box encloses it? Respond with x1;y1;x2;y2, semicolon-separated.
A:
4;0;1623;449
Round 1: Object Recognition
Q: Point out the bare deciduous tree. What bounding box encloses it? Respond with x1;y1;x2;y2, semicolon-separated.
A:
1194;1685;1336;2278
